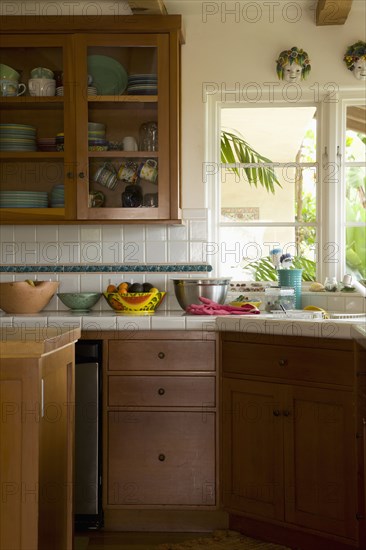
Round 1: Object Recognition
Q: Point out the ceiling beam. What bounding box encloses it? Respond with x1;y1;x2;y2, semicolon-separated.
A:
316;0;353;25
128;0;167;15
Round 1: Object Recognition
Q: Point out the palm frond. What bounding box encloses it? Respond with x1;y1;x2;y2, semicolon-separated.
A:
221;130;282;194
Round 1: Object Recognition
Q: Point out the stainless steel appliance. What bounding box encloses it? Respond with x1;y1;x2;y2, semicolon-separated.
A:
75;340;103;530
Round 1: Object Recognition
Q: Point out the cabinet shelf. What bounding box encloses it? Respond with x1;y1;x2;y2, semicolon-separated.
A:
0;97;64;109
88;151;158;158
88;95;158;103
0;152;64;160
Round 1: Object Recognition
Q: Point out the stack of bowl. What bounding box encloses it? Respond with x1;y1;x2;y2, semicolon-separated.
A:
56;132;64;151
88;122;108;151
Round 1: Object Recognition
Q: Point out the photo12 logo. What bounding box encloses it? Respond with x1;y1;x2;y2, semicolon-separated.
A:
202;2;304;24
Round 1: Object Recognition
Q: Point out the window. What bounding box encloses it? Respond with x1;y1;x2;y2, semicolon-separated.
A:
343;104;366;282
206;92;366;284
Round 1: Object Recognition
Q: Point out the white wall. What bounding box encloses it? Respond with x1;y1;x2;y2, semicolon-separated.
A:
166;0;366;206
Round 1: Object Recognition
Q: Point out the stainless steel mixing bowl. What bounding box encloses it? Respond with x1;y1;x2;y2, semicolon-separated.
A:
171;278;231;310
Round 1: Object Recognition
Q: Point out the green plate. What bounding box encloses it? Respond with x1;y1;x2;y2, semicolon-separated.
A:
87;55;127;95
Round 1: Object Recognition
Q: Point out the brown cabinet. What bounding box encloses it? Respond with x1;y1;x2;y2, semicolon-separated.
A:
221;333;363;549
0;327;79;550
105;332;217;511
0;16;182;224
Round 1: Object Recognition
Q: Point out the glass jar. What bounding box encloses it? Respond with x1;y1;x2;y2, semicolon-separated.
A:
265;286;295;312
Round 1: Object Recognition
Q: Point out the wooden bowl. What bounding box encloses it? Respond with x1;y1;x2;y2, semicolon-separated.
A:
0;281;59;313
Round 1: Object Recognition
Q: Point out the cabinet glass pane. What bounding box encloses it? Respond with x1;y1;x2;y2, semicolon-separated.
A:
0;46;66;213
85;46;160;211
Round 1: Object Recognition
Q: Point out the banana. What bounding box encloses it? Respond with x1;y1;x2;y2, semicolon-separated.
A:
303;305;330;319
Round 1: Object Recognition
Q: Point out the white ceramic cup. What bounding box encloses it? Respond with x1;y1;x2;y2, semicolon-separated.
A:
28;78;56;97
122;136;138;151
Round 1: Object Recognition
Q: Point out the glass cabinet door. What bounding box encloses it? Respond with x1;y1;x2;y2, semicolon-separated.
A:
74;34;171;221
0;35;75;222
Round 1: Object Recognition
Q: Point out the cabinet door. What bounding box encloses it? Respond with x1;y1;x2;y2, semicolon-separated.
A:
222;378;285;520
38;346;75;550
0;35;76;223
284;385;358;540
74;34;178;222
108;411;215;506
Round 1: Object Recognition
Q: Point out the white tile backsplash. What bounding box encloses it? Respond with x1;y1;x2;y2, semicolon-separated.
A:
168;224;188;241
58;225;80;241
146;241;167;263
146;225;167;241
168;241;188;262
124;225;145;242
123;241;145;263
9;212;364;317
189;241;205;262
80;226;101;242
36;226;58;241
80;274;102;293
189;220;208;240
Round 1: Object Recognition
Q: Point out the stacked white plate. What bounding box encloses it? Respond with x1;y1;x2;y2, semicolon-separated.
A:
87;86;98;95
56;86;64;96
127;74;157;95
0;191;48;208
0;123;37;151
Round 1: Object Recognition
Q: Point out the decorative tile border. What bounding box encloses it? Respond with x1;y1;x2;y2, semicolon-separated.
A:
0;264;213;273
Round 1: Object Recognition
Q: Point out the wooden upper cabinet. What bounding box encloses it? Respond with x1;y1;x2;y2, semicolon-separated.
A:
0;16;182;224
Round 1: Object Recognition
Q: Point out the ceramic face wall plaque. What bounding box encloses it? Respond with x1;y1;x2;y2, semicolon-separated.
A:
276;47;311;82
343;41;366;80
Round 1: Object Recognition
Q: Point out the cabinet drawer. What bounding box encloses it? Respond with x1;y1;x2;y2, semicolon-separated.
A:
108;411;215;505
222;342;353;386
109;340;215;371
108;376;215;407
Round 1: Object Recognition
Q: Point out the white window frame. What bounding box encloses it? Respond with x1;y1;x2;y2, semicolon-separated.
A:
205;89;365;284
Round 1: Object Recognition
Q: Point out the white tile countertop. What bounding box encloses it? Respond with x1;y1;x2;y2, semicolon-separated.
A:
0;310;365;340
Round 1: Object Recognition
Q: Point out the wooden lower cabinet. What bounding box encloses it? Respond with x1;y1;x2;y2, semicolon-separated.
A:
221;332;364;550
108;411;215;506
87;330;225;531
0;328;79;550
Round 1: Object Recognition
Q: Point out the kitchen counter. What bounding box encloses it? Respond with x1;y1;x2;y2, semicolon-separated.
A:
0;310;365;340
0;325;81;356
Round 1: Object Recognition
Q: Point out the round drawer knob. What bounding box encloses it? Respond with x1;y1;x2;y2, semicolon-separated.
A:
158;454;166;462
158;388;165;395
283;410;291;417
66;171;73;179
78;172;85;179
273;410;281;417
278;358;288;366
158;352;165;359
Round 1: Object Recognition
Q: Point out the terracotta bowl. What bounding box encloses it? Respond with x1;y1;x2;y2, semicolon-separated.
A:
103;291;166;314
0;281;59;313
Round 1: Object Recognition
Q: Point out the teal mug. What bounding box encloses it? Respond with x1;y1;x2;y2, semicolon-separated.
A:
0;79;26;97
93;163;118;190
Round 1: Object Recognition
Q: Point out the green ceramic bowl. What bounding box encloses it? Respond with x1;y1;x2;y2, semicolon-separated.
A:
0;63;20;81
57;292;101;312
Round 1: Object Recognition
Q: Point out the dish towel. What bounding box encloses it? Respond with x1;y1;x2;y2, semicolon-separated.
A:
186;297;261;315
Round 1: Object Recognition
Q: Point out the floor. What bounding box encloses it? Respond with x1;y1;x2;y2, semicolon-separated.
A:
75;531;213;550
